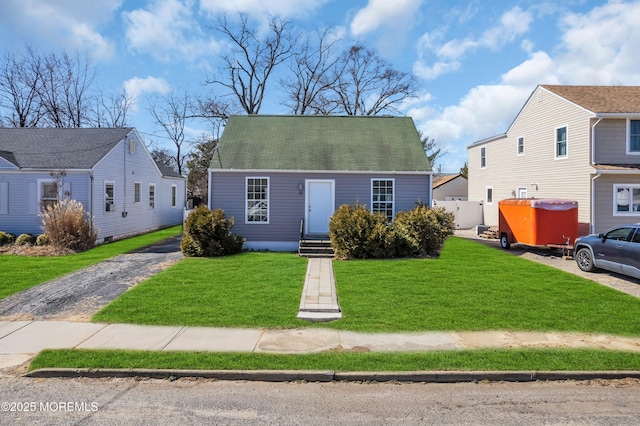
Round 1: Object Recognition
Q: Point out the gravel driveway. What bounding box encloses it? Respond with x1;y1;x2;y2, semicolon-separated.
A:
455;229;640;299
0;236;183;321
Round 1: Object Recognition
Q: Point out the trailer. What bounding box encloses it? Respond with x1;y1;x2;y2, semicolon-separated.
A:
498;198;578;255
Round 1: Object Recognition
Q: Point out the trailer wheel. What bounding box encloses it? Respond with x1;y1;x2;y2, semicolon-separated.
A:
500;233;511;249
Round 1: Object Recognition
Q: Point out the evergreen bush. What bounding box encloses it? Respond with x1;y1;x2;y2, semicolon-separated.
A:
181;205;244;257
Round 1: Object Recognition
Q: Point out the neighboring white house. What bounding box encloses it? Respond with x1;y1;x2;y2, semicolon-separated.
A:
468;85;640;236
0;128;186;243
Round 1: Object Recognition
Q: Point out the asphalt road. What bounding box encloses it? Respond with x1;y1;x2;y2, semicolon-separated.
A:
0;236;183;321
0;377;639;425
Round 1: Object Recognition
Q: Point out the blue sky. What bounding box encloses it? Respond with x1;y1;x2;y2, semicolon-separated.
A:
1;0;640;172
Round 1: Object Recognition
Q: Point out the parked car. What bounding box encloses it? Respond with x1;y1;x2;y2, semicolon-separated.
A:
574;224;640;279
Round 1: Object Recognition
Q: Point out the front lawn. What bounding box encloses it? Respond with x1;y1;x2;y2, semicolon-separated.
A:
0;226;182;299
93;237;640;337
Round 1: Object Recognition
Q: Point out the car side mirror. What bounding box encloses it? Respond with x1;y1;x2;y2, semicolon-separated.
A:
598;233;606;241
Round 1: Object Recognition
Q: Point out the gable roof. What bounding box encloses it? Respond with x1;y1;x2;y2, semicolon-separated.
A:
541;85;640;114
211;115;431;172
433;174;466;188
0;127;133;169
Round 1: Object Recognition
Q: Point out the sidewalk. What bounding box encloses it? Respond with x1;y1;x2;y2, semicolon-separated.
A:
4;320;640;370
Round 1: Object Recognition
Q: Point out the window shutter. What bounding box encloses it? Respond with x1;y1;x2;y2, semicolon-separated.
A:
0;182;7;215
28;182;37;214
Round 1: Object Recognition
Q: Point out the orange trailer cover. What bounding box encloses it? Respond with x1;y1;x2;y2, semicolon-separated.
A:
498;199;578;246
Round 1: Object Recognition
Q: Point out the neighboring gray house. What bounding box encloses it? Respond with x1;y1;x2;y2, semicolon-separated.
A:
0;128;186;243
468;85;640;236
209;115;432;251
432;174;468;201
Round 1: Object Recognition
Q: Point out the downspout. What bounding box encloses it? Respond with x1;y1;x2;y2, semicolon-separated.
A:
590;117;602;234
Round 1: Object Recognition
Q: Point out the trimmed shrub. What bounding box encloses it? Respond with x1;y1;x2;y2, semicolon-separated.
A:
0;231;15;246
181;205;244;257
394;205;455;257
329;202;396;259
15;233;36;246
41;199;98;252
36;234;50;246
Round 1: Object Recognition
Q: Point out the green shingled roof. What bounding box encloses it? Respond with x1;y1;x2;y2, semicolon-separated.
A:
211;115;431;172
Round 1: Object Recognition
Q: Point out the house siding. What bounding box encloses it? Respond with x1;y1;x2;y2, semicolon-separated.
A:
0;171;89;236
594;119;631;164
433;177;467;201
91;135;185;242
593;174;640;232
468;86;595;231
210;171;430;248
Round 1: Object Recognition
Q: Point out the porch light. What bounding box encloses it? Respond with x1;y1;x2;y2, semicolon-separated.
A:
298;182;304;195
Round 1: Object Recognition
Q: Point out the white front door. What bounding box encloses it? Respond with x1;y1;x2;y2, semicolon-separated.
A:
305;180;335;235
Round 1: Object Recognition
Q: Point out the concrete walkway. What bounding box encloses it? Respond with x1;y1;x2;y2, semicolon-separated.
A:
297;258;342;322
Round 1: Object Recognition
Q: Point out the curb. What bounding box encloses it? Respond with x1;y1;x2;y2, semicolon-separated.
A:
24;369;640;383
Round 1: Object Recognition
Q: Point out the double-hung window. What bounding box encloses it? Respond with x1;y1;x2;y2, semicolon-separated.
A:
629;120;640;153
371;179;394;221
41;181;58;211
149;184;155;209
480;147;486;168
105;182;115;213
246;177;269;223
171;185;177;207
555;126;568;158
134;182;141;203
517;136;525;155
614;185;640;214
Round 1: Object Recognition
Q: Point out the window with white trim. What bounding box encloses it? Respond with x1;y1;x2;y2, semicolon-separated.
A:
614;184;640;214
41;181;58;211
149;183;155;209
105;182;115;212
555;126;567;158
171;185;177;207
246;177;269;223
134;182;141;203
371;179;394;221
480;147;486;168
628;119;640;153
517;136;525;155
486;186;493;205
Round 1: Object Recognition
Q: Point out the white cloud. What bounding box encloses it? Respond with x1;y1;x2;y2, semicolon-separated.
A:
414;6;532;80
124;76;170;111
350;0;423;36
0;0;119;60
554;1;640;85
124;0;221;62
199;0;330;19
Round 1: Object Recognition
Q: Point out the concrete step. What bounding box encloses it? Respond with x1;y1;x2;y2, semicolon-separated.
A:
298;239;334;258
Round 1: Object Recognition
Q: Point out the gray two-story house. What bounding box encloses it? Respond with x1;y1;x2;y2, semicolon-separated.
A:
468;85;640;235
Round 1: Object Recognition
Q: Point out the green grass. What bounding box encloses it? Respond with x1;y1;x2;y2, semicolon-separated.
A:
93;237;640;337
0;226;182;299
30;348;640;372
93;252;310;328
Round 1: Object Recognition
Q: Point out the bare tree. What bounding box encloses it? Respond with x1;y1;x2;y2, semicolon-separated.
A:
328;44;419;116
208;14;296;114
148;90;191;175
419;131;446;168
38;51;96;127
0;46;44;127
281;27;342;114
93;88;133;128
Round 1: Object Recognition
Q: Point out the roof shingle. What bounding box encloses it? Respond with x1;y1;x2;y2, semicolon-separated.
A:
211;115;431;172
542;85;640;113
0;128;133;169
